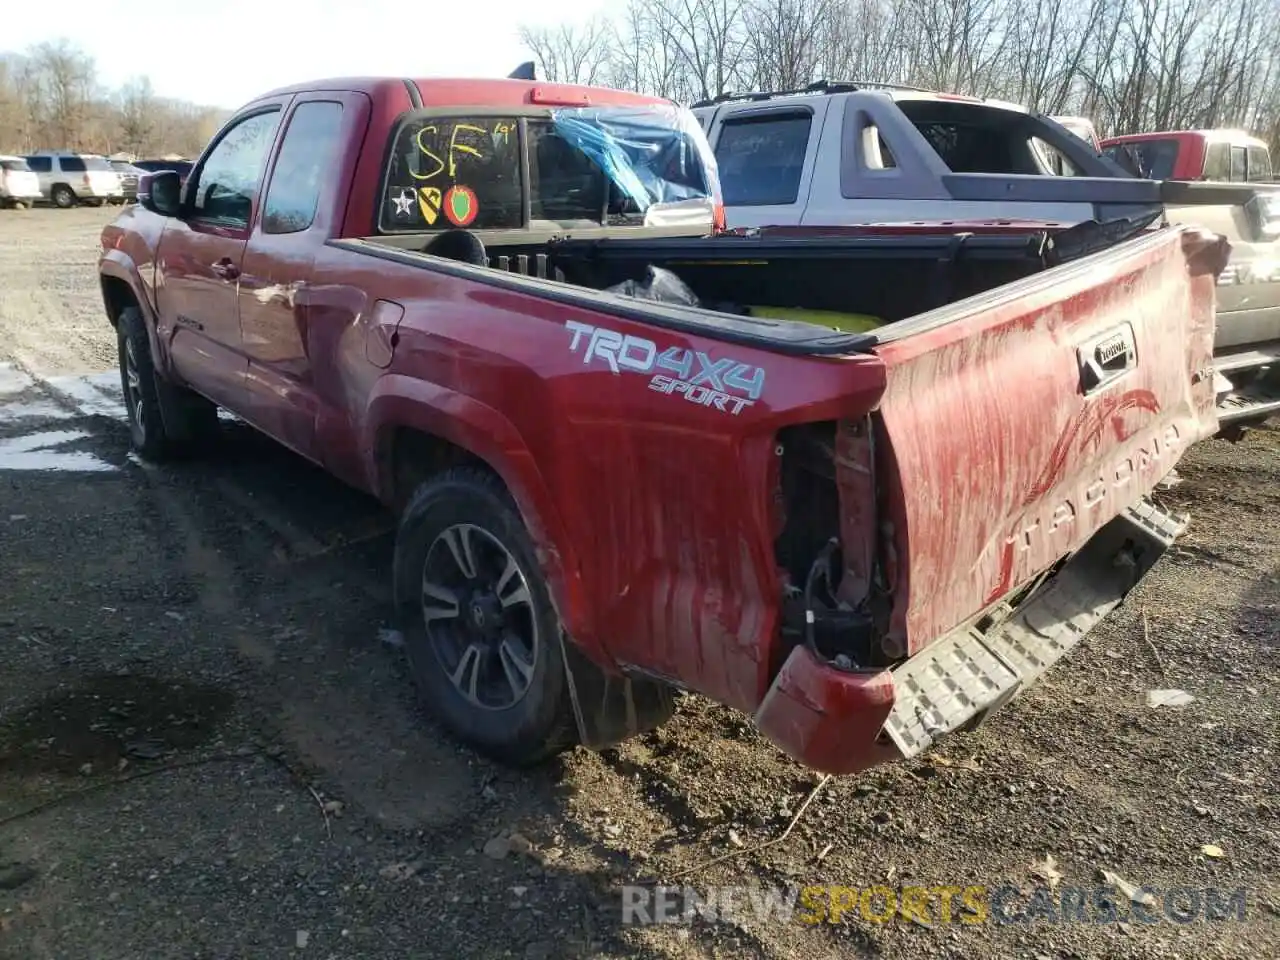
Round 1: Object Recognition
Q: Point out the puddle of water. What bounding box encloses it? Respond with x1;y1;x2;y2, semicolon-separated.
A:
0;399;73;424
0;673;235;776
0;429;118;473
0;363;35;397
45;373;127;419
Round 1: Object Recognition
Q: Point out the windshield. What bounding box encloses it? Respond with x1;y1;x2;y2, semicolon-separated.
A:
82;156;113;171
379;105;717;233
1;159;32;172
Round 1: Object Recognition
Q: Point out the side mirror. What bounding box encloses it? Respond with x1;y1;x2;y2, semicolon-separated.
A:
137;170;182;217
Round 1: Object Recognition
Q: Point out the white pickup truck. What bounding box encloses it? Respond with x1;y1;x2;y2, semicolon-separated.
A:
690;82;1159;226
692;82;1280;432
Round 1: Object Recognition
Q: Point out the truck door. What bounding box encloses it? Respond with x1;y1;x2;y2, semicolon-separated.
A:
706;101;829;229
237;92;370;462
154;105;286;409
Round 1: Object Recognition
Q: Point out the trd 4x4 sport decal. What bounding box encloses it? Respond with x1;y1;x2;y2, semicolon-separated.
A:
565;320;766;415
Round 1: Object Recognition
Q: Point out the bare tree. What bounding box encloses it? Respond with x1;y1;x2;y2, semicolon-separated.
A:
745;0;840;91
605;0;689;99
653;0;754;101
517;18;614;86
24;39;96;148
118;77;156;155
0;40;227;158
819;0;914;84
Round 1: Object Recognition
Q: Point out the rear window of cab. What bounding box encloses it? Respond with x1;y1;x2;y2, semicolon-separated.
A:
378;106;715;233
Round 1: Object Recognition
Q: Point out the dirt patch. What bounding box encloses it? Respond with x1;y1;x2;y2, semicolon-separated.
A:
0;673;234;776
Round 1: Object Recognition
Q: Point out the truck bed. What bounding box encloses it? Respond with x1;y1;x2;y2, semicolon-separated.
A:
339;218;1221;636
325;219;1222;771
344;216;1157;350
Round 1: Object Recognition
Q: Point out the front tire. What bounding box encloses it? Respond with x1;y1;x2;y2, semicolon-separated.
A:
393;467;576;766
117;306;218;460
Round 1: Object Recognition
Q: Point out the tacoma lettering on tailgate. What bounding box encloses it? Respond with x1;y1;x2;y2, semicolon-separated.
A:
565;320;766;415
995;420;1185;598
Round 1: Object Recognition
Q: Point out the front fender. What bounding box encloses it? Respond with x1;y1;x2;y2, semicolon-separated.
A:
363;374;607;668
98;249;173;379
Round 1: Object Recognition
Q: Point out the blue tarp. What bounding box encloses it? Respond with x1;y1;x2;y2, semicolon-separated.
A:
549;105;718;213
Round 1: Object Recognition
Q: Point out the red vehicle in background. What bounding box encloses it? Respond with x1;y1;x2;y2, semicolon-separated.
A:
1100;129;1274;183
96;73;1224;777
1100;129;1280;430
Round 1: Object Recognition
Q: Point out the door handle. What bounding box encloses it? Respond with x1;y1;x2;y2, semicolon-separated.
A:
212;258;240;281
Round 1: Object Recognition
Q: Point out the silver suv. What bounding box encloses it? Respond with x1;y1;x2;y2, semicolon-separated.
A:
24;151;123;207
0;155;42;207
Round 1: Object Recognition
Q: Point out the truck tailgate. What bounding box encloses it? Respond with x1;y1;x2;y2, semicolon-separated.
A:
868;225;1223;657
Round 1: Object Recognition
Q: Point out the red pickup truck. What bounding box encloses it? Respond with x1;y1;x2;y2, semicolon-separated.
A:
1099;129;1274;184
98;75;1225;776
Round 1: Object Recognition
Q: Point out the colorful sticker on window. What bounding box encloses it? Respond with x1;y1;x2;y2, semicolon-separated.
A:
443;185;478;227
418;186;442;225
389;186;416;221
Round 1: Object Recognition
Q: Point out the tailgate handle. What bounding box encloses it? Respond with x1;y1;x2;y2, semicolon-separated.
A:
1078;323;1137;395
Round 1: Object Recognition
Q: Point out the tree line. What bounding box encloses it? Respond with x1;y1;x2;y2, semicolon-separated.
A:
0;39;228;159
6;3;1277;164
519;0;1280;153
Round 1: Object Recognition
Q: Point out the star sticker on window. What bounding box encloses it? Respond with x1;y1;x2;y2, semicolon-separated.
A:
391;187;415;218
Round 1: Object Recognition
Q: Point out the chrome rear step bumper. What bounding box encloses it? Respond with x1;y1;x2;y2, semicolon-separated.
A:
884;497;1186;759
1215;341;1280;426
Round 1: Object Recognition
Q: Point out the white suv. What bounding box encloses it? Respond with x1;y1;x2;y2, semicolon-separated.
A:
0;155;42;207
24;152;123;207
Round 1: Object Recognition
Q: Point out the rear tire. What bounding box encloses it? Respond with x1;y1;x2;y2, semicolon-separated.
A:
393;467;577;766
51;184;76;208
117;306;218;461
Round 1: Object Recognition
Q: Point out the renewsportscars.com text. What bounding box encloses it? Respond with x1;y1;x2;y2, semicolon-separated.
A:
621;883;1249;927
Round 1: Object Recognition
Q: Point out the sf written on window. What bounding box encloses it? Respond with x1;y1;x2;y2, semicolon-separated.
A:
379;108;715;232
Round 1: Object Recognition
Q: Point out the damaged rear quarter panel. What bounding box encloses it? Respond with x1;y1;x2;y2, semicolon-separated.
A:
554;328;888;713
326;252;891;710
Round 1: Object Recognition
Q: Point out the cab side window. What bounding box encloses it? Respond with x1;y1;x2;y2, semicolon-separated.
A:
714;112;812;205
1230;146;1247;182
1203;143;1230;181
262;102;345;234
1246;145;1272;182
190;110;281;229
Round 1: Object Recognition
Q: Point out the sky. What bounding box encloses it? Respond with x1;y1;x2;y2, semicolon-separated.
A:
5;0;613;109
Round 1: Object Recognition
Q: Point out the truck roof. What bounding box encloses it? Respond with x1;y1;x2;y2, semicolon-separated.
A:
249;76;670;110
690;80;1032;116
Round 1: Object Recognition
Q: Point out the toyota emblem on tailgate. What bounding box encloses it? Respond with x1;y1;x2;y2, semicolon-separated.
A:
1078;323;1138;394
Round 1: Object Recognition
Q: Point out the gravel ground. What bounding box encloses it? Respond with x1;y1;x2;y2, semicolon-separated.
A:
0;206;1276;960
